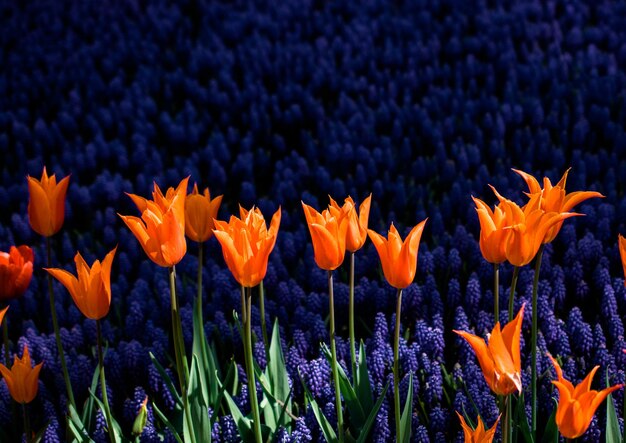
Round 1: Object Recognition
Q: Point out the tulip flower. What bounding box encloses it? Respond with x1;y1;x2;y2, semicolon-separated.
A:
456;412;499;443
472;196;511;264
513;168;603;243
0;306;7;326
492;189;577;267
119;178;188;267
0;345;42;404
45;247;117;320
185;184;223;243
328;194;372;252
619;234;626;287
454;305;525;396
367;220;427;289
302;202;350;271
27;167;70;237
0;246;34;302
213;206;281;288
548;354;622;439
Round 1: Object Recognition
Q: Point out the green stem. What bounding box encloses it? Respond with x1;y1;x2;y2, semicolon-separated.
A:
242;286;263;443
493;263;499;325
3;317;10;367
503;394;512;443
46;237;75;409
197;242;203;325
328;271;345;443
349;252;356;377
531;245;545;438
259;281;269;364
22;403;31;443
508;267;520;322
393;288;403;443
168;267;195;443
97;320;116;443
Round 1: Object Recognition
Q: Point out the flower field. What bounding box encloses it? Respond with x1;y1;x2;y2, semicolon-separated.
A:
2;0;626;441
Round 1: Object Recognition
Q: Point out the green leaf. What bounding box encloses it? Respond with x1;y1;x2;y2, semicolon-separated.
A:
354;341;373;413
68;403;94;442
268;319;291;407
516;392;535;443
153;402;183;443
88;389;124;443
539;403;557;443
149;352;182;406
304;389;338;443
399;372;413;443
223;390;255;442
606;370;622;443
80;363;101;432
188;354;212;443
356;381;390;443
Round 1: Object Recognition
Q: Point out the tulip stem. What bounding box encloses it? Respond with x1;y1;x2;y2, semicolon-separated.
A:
349;252;357;378
328;271;345;443
393;288;403;443
97;320;115;443
530;245;545;438
508;267;520;322
259;280;269;364
493;263;499;325
168;267;195;443
22;403;31;443
502;394;512;443
46;237;76;409
196;241;203;324
242;286;263;443
3;318;10;367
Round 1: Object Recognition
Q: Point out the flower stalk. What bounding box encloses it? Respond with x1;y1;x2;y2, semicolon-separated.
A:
242;286;263;443
530;245;544;437
97;319;115;443
259;280;269;362
493;263;499;324
508;267;519;322
393;288;403;442
22;403;31;443
349;252;356;377
328;271;344;442
46;237;75;409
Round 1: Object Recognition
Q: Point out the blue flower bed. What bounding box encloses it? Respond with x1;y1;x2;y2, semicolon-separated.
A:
1;0;626;441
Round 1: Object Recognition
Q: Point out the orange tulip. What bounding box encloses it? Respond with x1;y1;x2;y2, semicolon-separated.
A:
0;306;8;326
0;345;43;404
492;188;578;267
472;196;511;264
513;168;603;243
454;306;525;396
548;354;622;439
27;167;70;237
302;202;350;271
0;246;34;301
328;194;372;252
213;206;281;287
619;234;626;287
45;247;117;320
367;219;427;289
119;178;188;267
185;184;223;243
456;412;499;443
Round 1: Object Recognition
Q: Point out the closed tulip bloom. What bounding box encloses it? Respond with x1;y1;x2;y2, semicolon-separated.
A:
619;234;626;287
548;354;622;439
0;306;8;326
45;247;117;320
213;206;281;287
0;345;43;404
454;306;525;396
493;189;577;267
27;167;70;237
185;184;223;243
329;194;372;252
119;178;188;267
0;246;34;302
456;412;499;443
367;219;427;289
472;196;511;264
302;202;350;271
513;168;603;243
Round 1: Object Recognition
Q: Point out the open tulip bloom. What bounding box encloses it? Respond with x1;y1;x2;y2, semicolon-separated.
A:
0;246;34;302
0;345;42;405
548;354;622;439
456;412;500;443
185;183;223;243
619;234;626;287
